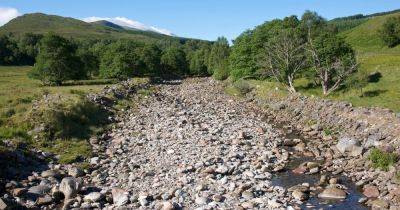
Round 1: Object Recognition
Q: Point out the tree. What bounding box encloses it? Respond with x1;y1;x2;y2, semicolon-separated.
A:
258;28;306;93
99;40;143;79
208;37;230;75
189;48;208;76
140;43;162;75
0;35;21;65
379;16;400;47
160;46;188;75
31;33;83;85
17;33;43;65
307;31;358;96
229;30;257;80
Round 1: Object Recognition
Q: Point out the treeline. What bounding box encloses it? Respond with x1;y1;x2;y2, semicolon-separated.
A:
227;11;358;96
0;32;230;85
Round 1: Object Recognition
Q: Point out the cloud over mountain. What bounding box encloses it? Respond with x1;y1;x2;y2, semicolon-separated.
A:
0;7;21;26
83;16;173;36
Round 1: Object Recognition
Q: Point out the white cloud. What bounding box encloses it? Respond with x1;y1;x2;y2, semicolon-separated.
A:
82;16;173;36
0;7;21;26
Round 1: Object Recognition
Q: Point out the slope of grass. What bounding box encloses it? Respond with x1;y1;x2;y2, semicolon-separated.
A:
0;66;111;163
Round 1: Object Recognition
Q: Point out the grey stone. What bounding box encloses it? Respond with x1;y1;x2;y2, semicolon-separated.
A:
318;187;347;199
60;177;82;200
28;185;51;196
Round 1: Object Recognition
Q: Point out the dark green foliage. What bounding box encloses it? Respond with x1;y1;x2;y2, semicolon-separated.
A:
379;16;400;47
189;49;209;76
99;40;143;79
30;33;84;85
0;35;21;65
368;148;398;171
229;30;257;81
161;46;188;75
139;43;162;75
17;33;43;65
208;37;230;75
308;30;358;95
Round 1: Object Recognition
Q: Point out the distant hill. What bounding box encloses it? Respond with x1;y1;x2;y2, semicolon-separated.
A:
0;13;184;42
340;11;400;53
91;20;125;30
329;9;400;32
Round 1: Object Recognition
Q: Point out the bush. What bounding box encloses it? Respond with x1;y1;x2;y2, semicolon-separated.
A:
30;33;84;85
28;95;109;140
368;148;398;171
233;79;253;95
379;16;400;47
212;60;230;81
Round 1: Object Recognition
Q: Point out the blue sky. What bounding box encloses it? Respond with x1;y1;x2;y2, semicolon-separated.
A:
1;0;400;41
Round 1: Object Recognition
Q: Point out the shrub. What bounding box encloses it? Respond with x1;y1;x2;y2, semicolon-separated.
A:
368;148;398;171
28;95;109;140
379;16;400;47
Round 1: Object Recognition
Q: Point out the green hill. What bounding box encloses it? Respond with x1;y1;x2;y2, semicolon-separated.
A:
330;12;400;111
0;13;180;42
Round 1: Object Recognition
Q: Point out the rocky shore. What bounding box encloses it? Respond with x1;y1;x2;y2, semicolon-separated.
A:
1;78;399;209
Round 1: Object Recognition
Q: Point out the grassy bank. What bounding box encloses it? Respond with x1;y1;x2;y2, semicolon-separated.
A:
233;12;400;112
0;66;115;163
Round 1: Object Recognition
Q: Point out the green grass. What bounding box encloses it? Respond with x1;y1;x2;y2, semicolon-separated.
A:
368;148;398;171
0;66;112;163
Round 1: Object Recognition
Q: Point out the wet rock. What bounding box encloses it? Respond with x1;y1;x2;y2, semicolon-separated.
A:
318;187;347;199
60;177;82;200
292;190;308;201
112;188;129;206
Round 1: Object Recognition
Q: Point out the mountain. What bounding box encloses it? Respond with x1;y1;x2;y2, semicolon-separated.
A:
0;13;181;42
91;20;125;30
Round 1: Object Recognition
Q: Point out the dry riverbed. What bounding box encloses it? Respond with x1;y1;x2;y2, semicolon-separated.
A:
1;78;396;209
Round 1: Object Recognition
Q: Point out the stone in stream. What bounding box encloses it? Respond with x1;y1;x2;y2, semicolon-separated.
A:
318;187;347;199
292;190;309;201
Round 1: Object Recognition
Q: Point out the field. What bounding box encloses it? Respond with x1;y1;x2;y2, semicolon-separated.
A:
0;66;113;163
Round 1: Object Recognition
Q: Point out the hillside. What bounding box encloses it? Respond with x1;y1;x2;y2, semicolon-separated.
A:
0;13;179;42
330;12;400;110
91;20;125;30
329;9;400;32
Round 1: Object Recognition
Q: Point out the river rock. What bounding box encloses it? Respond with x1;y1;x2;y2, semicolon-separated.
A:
59;177;82;200
292;190;308;201
363;185;379;198
84;192;103;202
28;185;51;196
112;188;129;206
318;187;347;199
41;169;61;178
371;199;389;209
336;137;361;154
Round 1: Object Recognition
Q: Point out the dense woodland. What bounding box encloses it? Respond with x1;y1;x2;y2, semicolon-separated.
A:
0;11;399;95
